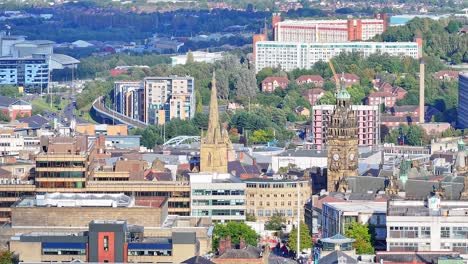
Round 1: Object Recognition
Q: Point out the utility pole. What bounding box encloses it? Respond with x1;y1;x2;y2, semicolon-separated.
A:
297;182;300;260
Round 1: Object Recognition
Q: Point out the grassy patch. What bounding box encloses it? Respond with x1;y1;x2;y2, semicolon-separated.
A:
75;103;97;124
31;97;70;113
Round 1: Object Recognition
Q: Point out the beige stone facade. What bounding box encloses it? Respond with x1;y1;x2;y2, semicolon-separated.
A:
245;179;311;225
11;203;168;228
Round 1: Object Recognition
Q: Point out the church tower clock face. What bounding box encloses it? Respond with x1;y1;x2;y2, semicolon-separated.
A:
333;153;340;161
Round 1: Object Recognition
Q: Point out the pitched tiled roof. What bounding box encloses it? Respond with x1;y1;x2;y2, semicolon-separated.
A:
0;95;17;107
296;75;324;83
318;250;357;264
307;88;326;95
228;161;260;178
393;105;419;113
182;256;215;264
16;115;49;128
218;245;262;259
368;91;394;97
262;76;289;84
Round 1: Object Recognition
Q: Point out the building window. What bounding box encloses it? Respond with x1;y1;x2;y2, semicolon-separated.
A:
258;210;263;216
420;227;431;238
441;227;450;238
103;236;109;251
265;210;271;216
250;201;254;206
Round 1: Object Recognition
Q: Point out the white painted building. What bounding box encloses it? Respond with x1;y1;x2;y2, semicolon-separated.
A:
322;201;387;243
171;51;223;65
255;41;420;72
0;129;40;156
271;149;327;172
189;172;246;222
387;198;468;258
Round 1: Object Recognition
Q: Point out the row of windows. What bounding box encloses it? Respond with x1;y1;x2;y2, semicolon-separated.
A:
388;242;430;251
128;250;172;256
36;172;85;178
389;226;430;238
246;182;305;188
43;249;86;255
441;226;468;239
36;161;85;168
248;193;305;198
249;200;302;206
192;190;244;196
192;209;245;217
192;199;245;206
257;209;296;217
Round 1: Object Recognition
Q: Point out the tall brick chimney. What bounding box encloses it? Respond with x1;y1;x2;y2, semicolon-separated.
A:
225;236;232;250
239;238;246;249
218;238;226;255
419;58;425;124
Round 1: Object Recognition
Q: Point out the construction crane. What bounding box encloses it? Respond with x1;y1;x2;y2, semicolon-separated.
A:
328;59;340;89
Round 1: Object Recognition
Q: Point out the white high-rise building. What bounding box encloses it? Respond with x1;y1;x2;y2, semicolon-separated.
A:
255;41;420;73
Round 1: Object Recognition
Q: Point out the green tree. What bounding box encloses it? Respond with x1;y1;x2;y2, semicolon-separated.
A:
345;222;374;254
195;89;203;113
317;91;336;104
186;50;194;64
407;125;426;146
212;222;258;251
347;85;366;104
249;129;274;144
0;111;11;122
0;85;21;97
0;250;14;264
446;20;461;34
265;213;286;230
288;222;312;253
246;213;256;222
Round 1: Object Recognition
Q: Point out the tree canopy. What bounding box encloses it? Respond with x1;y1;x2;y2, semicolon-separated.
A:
265;213;286;231
288;222;312;253
344;222;375;254
212;222;259;252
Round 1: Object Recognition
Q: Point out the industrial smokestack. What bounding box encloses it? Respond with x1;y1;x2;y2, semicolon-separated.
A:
419;58;425;124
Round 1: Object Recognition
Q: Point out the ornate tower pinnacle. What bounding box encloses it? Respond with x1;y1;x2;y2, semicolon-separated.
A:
200;71;230;174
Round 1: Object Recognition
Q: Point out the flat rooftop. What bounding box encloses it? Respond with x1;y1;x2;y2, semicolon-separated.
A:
388;200;468;217
13;193;134;208
326;202;387;214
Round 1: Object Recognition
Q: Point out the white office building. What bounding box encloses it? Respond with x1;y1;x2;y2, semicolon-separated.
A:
387;198;468;258
255;41;420;72
322;201;387;245
189;172;246;222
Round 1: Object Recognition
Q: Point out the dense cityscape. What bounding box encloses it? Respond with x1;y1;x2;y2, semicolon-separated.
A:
0;0;467;263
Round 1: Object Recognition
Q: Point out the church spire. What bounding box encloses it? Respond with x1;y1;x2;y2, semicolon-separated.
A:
205;71;221;144
200;71;231;174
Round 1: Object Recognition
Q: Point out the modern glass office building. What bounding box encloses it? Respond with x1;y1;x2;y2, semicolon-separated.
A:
0;56;49;92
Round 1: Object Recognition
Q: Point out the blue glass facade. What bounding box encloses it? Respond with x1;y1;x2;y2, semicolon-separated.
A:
0;57;49;92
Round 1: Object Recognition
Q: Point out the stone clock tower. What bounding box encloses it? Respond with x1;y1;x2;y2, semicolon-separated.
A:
326;84;359;192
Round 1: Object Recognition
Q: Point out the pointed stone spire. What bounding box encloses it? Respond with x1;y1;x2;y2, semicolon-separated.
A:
263;18;268;38
200;71;230;174
205;71;221;144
